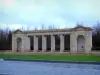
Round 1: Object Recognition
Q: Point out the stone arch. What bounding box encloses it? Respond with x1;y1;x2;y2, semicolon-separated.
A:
77;35;85;52
16;37;22;51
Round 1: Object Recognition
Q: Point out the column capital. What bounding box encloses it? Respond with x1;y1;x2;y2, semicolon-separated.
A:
34;35;39;37
51;34;56;36
60;34;64;36
28;36;31;38
42;35;47;37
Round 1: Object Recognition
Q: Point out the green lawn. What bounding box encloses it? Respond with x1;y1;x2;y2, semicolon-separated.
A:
0;53;100;62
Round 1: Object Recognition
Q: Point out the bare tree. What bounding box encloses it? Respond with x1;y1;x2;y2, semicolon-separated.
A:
26;26;31;31
47;24;56;30
93;21;100;35
0;27;12;50
41;24;45;30
92;21;100;50
34;27;38;30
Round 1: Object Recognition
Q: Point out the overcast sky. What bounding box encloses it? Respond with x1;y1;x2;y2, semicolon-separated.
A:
0;0;100;30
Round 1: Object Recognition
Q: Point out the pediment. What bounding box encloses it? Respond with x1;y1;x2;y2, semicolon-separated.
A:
13;29;23;34
72;26;93;31
75;27;85;31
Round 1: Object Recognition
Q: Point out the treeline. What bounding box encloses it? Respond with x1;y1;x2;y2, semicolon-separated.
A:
0;28;12;50
0;23;100;50
92;22;100;50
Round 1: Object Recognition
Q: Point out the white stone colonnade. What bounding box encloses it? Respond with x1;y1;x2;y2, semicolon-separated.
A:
12;26;93;53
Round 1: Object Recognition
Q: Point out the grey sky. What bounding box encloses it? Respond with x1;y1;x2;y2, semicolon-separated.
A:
0;0;100;29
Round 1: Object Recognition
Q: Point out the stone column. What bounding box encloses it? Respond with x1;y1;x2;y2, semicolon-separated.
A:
27;37;30;51
34;35;38;52
60;34;64;52
51;35;55;52
42;35;47;52
12;35;16;52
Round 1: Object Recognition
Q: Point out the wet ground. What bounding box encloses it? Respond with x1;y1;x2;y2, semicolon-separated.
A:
0;60;100;75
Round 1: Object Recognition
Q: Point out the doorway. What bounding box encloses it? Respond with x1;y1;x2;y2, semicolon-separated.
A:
77;35;85;52
17;37;22;51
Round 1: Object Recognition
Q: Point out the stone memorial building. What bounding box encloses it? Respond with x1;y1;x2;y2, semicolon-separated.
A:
12;26;92;53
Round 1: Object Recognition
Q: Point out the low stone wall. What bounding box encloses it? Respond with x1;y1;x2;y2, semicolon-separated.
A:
1;50;100;56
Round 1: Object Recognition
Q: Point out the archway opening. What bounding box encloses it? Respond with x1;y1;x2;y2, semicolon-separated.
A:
46;35;51;52
17;37;22;52
38;36;42;52
77;35;85;52
55;35;60;52
64;34;70;52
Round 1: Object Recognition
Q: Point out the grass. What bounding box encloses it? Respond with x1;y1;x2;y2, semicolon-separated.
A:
0;53;100;62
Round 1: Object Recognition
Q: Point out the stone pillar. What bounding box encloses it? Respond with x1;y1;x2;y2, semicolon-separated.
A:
42;35;47;52
12;35;16;52
24;37;30;52
27;37;30;51
70;32;77;53
21;37;25;52
85;31;92;53
34;35;38;52
60;34;64;52
51;35;55;52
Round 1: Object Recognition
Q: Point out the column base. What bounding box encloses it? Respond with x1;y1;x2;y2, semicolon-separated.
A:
70;50;77;54
21;50;25;52
60;50;64;52
51;50;55;52
12;50;15;52
85;51;91;54
33;50;38;52
42;50;46;52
